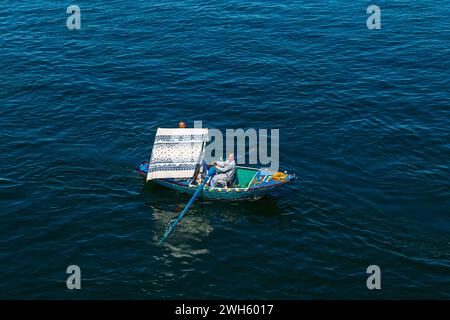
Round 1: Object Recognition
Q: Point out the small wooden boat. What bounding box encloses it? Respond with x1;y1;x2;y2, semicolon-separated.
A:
136;161;296;200
136;127;296;201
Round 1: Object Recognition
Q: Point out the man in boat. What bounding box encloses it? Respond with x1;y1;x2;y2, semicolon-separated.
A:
210;153;237;188
178;120;186;128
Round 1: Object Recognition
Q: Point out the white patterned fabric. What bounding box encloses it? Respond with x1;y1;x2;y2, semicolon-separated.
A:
146;128;208;181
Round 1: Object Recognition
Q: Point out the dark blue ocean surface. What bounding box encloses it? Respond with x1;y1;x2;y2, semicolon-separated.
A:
0;1;449;298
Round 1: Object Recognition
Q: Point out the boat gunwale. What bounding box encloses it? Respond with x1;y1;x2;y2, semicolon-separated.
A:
153;174;294;193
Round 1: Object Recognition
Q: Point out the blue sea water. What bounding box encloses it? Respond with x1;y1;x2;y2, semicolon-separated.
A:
0;0;449;299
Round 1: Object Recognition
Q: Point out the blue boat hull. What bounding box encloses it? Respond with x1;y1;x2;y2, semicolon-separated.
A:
136;161;296;201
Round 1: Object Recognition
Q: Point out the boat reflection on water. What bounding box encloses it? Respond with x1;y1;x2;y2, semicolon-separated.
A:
141;176;292;258
151;204;213;243
143;182;213;244
149;206;211;263
146;193;285;237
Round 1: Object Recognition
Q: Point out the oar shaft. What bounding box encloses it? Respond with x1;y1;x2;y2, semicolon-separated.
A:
174;179;206;223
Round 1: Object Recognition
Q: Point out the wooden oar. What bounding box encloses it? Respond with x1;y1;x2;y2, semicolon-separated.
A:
160;167;216;244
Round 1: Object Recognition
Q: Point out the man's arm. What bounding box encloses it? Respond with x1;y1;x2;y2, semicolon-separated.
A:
215;161;235;173
215;160;226;167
